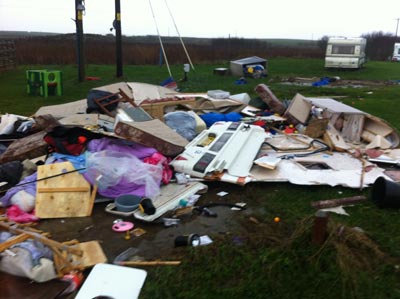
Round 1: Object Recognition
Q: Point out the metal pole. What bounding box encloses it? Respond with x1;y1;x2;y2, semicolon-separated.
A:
396;18;400;37
75;0;85;82
115;0;123;77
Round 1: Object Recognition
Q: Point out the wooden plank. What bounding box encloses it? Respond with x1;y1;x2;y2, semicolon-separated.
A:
0;234;30;252
0;221;83;256
35;162;92;218
72;241;107;268
37;187;89;193
117;260;181;266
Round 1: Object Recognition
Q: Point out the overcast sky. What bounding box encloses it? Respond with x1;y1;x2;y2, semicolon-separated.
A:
1;0;399;40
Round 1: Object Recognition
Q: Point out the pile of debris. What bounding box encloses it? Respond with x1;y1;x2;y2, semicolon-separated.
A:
1;81;399;296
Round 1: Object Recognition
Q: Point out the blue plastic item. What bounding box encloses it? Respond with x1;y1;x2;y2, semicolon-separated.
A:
199;112;242;127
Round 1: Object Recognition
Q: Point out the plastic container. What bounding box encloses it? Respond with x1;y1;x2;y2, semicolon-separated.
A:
174;234;201;247
371;177;400;208
114;195;141;212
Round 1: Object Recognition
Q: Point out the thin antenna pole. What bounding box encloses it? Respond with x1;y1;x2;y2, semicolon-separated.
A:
75;0;85;82
396;18;400;37
115;0;123;77
148;0;172;78
163;0;195;71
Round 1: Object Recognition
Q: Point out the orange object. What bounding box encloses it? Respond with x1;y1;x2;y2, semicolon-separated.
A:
273;217;281;223
77;136;87;144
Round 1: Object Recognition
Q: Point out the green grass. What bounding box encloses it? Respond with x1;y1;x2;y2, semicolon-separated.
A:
1;59;400;298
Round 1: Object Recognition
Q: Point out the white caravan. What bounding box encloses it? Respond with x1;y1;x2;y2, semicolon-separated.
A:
392;43;400;62
324;37;367;69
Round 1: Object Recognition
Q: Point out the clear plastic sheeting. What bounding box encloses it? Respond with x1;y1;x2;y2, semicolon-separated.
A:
84;150;162;199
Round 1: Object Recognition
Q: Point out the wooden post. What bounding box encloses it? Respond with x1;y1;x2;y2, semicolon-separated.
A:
115;0;123;77
312;210;328;245
75;0;85;82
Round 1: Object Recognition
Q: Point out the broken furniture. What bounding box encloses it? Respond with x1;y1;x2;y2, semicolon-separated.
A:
92;88;138;117
0;220;82;277
139;97;197;120
114;119;189;156
0;221;107;278
35;162;95;218
284;93;400;151
93;86;197;121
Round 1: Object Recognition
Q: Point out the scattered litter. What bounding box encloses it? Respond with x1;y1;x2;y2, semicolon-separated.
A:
174;234;201;247
217;191;229;197
274;216;281;223
131;228;146;237
311;195;366;209
249;216;261;224
320;206;351;216
198;235;213;246
194;206;217;217
232;236;246;246
162;217;180;227
231;202;247;210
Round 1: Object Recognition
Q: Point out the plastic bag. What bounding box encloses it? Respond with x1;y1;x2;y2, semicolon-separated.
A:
84;150;162;199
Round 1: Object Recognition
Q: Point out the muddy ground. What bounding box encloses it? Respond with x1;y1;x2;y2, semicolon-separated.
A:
35;181;258;264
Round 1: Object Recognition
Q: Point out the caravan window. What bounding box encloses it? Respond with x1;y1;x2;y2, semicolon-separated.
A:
332;45;355;55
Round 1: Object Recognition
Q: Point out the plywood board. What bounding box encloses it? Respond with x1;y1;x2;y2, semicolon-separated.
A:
72;241;107;268
34;99;87;119
35;162;92;218
286;93;312;124
363;116;393;136
323;123;349;152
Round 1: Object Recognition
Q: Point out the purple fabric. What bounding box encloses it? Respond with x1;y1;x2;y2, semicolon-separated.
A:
87;137;157;159
84;138;162;199
92;176;147;199
0;172;37;207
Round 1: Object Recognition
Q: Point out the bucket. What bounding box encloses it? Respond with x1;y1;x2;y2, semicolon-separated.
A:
114;195;141;212
371;177;400;208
